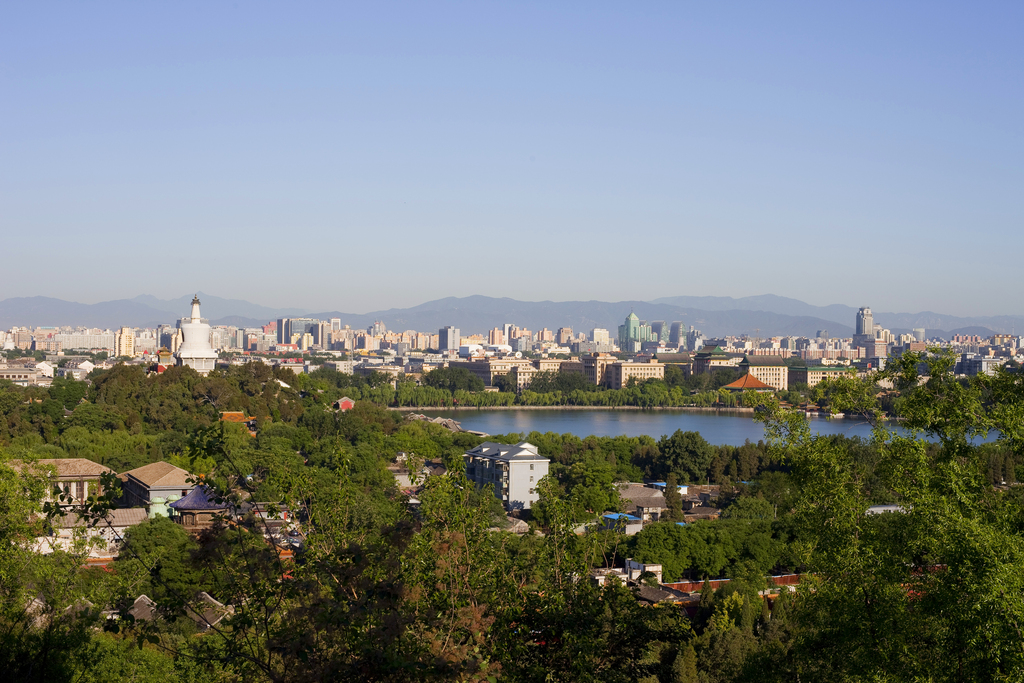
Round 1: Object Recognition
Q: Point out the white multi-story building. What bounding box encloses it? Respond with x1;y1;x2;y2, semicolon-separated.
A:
463;441;549;511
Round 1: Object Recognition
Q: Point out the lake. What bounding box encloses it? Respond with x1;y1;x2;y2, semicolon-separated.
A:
415;408;880;447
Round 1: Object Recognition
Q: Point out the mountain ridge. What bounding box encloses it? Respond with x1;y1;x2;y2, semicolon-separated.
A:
1;293;1021;340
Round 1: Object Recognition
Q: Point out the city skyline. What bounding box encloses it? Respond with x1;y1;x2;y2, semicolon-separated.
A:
3;3;1024;316
2;290;1024;340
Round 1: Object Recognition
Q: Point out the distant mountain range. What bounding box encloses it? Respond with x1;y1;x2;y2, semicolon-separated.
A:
1;293;1021;340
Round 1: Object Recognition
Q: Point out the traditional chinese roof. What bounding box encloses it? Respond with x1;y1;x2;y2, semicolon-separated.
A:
722;373;774;391
34;458;113;479
186;591;233;631
694;345;729;359
128;595;157;621
617;484;667;510
57;507;149;528
168;485;229;511
740;355;788;366
120;461;192;488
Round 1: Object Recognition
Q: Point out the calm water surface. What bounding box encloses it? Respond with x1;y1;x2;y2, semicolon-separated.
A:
417;409;879;446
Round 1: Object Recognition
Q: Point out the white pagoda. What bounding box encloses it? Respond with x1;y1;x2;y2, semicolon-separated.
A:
174;295;218;376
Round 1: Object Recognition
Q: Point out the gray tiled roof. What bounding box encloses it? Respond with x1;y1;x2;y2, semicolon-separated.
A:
465;441;548;462
36;458;113;478
120;461;192;488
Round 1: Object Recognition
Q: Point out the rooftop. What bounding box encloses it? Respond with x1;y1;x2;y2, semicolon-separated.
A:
722;373;774;391
58;507;149;528
741;355;788;366
120;461;192;488
168;485;230;511
33;458;113;478
465;441;547;462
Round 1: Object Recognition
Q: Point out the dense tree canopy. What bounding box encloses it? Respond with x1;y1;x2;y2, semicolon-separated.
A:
0;349;1023;681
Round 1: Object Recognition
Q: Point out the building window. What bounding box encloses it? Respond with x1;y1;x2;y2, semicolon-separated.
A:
529;476;534;482
530;464;534;470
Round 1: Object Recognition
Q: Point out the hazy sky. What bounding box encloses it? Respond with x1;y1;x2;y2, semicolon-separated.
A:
2;2;1022;316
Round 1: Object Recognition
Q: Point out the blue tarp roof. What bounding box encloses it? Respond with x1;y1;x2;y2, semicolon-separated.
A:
603;513;640;521
168;485;230;511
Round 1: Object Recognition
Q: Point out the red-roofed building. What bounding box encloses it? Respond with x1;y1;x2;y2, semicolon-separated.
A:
721;373;775;393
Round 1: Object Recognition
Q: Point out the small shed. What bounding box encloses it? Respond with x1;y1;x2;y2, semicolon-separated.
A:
333;396;355;412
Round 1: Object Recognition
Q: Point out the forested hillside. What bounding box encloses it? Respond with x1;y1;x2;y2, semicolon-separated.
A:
0;351;1022;681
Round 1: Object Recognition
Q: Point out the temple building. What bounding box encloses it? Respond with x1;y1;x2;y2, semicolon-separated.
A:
175;295;218;376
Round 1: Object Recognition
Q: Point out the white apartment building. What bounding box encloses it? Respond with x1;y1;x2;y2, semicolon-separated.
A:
463;441;550;511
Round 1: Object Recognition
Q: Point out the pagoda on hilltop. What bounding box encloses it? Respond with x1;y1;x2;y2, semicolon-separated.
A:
174;295;218;376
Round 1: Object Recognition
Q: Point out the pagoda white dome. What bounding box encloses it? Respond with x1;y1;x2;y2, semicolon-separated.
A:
174;295;218;375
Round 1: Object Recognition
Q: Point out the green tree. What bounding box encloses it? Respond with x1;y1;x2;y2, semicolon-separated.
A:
664;472;684;522
422;366;485;393
748;350;1024;682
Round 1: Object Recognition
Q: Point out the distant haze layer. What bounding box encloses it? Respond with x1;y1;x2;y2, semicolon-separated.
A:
0;293;1019;340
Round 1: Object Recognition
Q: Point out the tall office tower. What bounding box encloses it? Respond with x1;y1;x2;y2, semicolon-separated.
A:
669;321;685;345
503;323;515;341
277;318;288;344
591;328;610;345
557;327;574;345
913;328;926;342
618;312;640;347
314;322;329;347
650;321;668;342
439;326;460;351
369;321;387;337
330;318;341;331
856;308;874;337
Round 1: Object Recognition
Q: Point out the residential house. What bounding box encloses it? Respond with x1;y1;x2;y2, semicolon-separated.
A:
616;483;668;522
119;461;194;509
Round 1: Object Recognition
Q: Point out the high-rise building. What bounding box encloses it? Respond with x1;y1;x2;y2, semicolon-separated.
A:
277;318;288;345
913;328;926;342
114;327;135;357
618;312;656;351
439;326;460;351
330;318;341;331
856;308;874;337
369;321;387;337
591;328;610;345
488;328;506;345
285;318;319;345
650;321;669;342
557;327;573;345
669;321;685;345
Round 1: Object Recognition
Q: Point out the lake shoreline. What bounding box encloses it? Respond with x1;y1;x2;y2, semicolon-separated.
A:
392;405;757;415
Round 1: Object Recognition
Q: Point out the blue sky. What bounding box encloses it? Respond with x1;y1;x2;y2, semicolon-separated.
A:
2;2;1021;315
